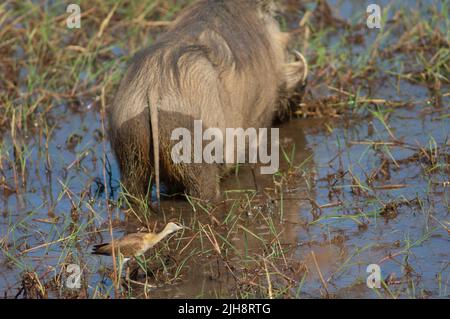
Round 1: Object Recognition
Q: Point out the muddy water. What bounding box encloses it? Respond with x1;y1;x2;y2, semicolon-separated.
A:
1;0;449;298
143;103;449;299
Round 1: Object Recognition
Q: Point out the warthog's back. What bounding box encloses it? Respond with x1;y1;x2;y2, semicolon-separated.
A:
110;0;286;132
108;0;307;208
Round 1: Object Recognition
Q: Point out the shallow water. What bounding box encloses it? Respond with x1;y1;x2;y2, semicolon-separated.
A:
0;0;448;298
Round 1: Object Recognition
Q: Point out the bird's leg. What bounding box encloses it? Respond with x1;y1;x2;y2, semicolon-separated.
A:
125;265;131;283
129;266;140;280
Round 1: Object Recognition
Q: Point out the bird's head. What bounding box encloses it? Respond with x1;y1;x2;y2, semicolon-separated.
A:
164;222;187;234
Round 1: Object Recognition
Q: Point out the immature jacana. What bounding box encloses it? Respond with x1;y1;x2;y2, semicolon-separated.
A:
92;222;185;260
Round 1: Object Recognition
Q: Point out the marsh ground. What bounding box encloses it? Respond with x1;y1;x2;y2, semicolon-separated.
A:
0;0;448;298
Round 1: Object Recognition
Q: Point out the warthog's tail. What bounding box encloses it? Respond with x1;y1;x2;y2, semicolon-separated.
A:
147;90;161;211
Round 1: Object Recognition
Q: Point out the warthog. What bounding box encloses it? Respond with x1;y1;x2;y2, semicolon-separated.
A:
108;0;308;210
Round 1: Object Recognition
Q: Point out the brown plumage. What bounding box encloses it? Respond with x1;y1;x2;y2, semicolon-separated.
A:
92;222;185;258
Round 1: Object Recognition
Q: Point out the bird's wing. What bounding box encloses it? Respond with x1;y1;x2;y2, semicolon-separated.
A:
118;241;145;257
